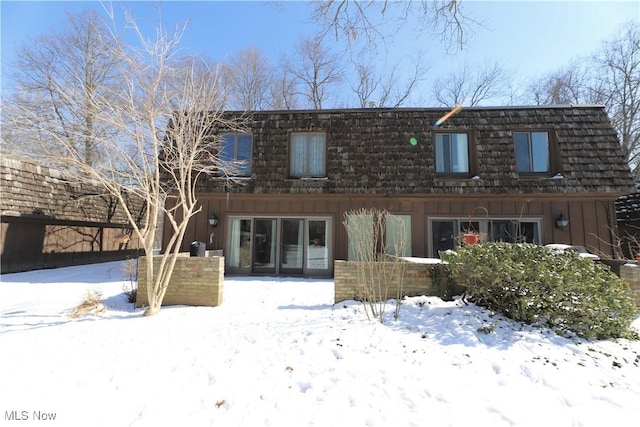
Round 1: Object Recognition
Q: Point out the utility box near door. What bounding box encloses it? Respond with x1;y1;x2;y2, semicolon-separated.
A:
190;241;206;257
136;254;224;307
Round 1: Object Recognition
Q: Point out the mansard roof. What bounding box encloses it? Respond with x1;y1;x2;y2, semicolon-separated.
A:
197;105;634;196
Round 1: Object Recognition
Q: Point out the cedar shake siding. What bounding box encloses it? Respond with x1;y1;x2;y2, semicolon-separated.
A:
163;106;634;276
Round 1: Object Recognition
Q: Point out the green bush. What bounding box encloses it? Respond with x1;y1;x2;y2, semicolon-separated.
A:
442;242;639;340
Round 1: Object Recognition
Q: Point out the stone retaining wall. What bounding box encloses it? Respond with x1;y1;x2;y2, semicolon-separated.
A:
619;264;640;306
136;254;224;308
334;260;464;303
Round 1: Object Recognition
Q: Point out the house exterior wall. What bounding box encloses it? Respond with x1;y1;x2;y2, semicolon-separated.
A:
168;193;619;275
162;106;633;276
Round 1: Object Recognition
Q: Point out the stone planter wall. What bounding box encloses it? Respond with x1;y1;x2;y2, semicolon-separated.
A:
136;254;224;308
334;260;464;303
619;264;640;306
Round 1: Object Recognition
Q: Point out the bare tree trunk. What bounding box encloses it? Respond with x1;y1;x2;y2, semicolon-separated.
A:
3;9;248;316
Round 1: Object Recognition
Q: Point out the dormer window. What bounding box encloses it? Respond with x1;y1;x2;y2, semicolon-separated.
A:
514;131;549;173
434;132;470;174
289;132;326;178
220;134;252;176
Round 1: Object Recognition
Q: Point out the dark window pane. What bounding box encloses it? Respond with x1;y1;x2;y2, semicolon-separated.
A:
432;220;456;255
514;132;531;172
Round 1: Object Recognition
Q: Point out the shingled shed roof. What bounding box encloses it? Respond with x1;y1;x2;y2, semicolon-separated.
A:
0;156;139;224
616;182;640;222
198;105;634;196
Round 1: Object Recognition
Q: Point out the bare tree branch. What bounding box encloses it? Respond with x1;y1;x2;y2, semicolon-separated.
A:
2;10;247;316
312;0;473;51
221;47;274;111
286;36;344;109
432;61;509;107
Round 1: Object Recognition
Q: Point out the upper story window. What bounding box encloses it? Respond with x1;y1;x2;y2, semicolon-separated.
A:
434;133;469;174
220;134;252;176
290;132;326;178
514;131;549;173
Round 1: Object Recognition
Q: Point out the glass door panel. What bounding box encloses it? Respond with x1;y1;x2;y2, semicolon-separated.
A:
307;220;329;270
280;219;304;274
228;219;251;270
253;219;276;273
432;220;457;256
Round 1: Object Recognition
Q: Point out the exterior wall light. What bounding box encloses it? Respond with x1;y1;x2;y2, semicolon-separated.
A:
208;213;218;228
555;213;569;230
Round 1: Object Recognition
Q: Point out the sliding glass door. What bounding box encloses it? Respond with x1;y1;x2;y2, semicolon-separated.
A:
280;219;304;274
226;216;332;276
253;219;276;274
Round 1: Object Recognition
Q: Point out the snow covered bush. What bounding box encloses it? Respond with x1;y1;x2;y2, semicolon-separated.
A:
443;242;639;340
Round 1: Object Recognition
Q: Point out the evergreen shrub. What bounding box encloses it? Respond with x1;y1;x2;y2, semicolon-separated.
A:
442;242;639;340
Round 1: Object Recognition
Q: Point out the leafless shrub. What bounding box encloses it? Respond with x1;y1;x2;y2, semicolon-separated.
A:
121;258;138;304
343;208;409;322
69;290;107;318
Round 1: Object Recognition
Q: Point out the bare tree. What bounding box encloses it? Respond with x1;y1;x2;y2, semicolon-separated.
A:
287;36;343;109
350;62;379;107
432;61;508;107
593;22;640;178
268;67;300;110
523;22;640;177
312;0;472;50
527;60;595;105
349;53;429;107
3;10;118;167
3;11;246;316
221;47;274;111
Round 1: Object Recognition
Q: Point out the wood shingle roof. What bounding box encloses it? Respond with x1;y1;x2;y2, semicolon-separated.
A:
198;105;634;196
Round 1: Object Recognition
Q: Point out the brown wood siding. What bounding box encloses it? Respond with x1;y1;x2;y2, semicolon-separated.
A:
165;193;620;267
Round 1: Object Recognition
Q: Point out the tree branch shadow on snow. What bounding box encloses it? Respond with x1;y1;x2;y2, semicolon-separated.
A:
0;312;72;333
277;303;334;311
0;311;116;333
0;293;139;334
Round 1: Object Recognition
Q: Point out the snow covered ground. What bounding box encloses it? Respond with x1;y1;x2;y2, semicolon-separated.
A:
1;260;639;426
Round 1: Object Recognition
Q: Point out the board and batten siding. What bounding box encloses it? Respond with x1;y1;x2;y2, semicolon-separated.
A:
168;193;619;263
